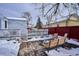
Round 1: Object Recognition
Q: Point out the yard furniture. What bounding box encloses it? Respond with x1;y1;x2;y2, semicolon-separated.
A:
58;33;68;46
49;33;58;48
49;38;58;48
42;33;58;48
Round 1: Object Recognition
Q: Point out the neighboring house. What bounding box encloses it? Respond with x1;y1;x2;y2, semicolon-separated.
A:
48;13;79;27
47;13;79;40
0;16;28;40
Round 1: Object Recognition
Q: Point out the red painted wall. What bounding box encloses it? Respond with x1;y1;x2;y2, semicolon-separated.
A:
48;26;79;40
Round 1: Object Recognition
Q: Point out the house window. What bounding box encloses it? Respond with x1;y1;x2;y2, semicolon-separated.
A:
5;20;8;29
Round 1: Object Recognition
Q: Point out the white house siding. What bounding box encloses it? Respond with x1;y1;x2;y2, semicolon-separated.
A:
0;19;1;29
1;18;5;29
8;20;27;37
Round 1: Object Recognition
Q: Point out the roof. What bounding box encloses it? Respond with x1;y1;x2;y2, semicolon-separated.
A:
49;14;79;25
4;17;27;21
50;19;79;25
70;13;79;19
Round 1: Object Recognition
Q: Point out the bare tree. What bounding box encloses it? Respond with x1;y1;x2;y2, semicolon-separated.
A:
22;12;32;27
40;3;79;17
34;3;79;25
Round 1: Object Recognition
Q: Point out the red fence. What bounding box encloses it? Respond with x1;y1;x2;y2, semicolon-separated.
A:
48;26;79;40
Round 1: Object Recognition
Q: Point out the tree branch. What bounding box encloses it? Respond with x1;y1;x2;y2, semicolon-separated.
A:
44;4;57;16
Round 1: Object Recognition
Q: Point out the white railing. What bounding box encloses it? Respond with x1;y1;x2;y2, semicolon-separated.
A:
28;29;48;39
0;29;21;40
0;29;48;40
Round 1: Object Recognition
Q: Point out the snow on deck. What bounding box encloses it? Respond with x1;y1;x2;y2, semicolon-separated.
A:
45;47;79;56
27;35;53;42
66;39;79;46
46;38;79;56
0;40;20;56
0;35;79;56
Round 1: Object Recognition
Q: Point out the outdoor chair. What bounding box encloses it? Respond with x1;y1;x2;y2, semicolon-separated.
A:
58;33;68;46
49;38;58;48
49;33;58;48
43;33;58;49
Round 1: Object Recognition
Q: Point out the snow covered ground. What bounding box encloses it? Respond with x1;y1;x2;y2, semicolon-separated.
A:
0;40;20;56
66;39;79;46
0;35;52;56
45;47;79;56
45;39;79;56
0;35;79;56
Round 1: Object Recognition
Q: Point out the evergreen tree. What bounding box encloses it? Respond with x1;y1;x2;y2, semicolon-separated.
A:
35;17;43;29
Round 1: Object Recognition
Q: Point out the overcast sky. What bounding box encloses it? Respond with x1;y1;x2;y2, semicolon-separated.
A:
0;3;78;25
0;3;45;25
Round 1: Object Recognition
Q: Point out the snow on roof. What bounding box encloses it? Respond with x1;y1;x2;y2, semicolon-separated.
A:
70;13;79;18
4;17;27;21
49;13;79;25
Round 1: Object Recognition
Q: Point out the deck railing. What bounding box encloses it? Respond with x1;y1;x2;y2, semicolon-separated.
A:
0;29;48;40
28;29;48;39
0;29;21;40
